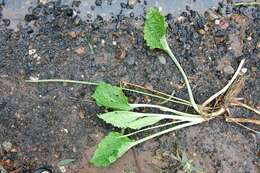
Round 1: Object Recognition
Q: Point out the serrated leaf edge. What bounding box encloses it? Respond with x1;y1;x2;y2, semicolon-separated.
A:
144;7;168;50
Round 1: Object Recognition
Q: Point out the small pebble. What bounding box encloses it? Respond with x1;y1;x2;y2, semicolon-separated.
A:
101;39;105;45
2;141;12;152
215;19;220;25
73;146;77;152
158;56;166;65
144;83;153;90
58;166;66;173
128;0;137;6
223;65;235;75
29;49;36;55
241;68;247;74
11;148;17;152
79;109;85;119
247;36;252;41
257;42;260;48
74;47;86;55
198;29;206;35
29;76;39;81
177;16;185;22
33;54;38;59
127;56;135;65
39;0;48;4
68;31;77;38
63;129;68;133
15;112;21;119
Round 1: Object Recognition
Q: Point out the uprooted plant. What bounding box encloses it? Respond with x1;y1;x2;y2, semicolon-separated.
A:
27;8;260;167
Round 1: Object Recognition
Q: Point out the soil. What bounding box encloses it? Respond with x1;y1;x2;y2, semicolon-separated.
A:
0;1;259;173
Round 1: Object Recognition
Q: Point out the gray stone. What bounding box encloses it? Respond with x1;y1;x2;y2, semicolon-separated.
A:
127;56;135;65
2;141;12;152
128;0;138;6
223;65;234;75
158;56;166;64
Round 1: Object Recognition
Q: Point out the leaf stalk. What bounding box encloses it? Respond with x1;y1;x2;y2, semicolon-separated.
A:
161;38;200;113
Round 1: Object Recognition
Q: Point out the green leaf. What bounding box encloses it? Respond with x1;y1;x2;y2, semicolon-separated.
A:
98;111;140;128
98;111;163;129
90;132;135;167
92;82;131;111
144;8;168;50
128;116;163;129
57;159;75;166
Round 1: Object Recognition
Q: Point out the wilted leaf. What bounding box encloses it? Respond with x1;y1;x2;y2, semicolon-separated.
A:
92;82;131;110
90;132;135;167
57;159;75;166
98;111;163;129
144;8;167;50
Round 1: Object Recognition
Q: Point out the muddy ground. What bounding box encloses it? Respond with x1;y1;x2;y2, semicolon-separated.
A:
0;1;259;173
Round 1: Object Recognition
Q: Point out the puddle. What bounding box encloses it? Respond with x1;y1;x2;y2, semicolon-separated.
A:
0;0;224;30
